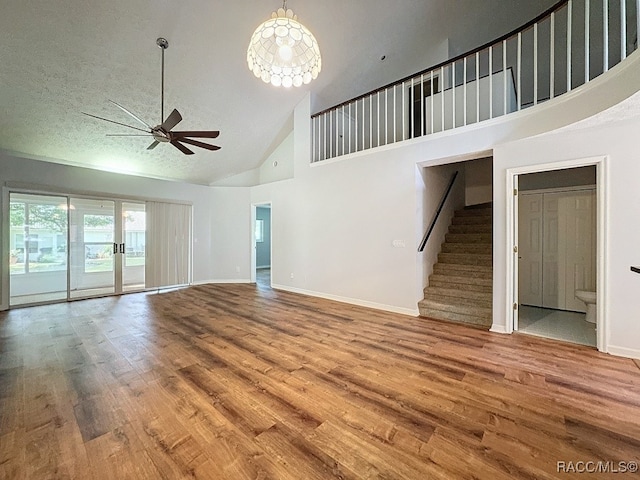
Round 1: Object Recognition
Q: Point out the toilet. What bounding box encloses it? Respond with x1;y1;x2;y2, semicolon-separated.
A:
575;290;597;324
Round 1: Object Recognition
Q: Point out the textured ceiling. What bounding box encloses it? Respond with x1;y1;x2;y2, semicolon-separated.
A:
0;0;556;185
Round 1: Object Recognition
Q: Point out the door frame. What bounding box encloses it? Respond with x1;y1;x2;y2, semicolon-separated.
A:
505;155;608;352
250;202;272;284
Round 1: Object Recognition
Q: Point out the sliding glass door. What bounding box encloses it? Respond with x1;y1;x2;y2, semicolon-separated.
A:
8;193;148;305
122;202;146;292
9;193;68;306
69;197;116;299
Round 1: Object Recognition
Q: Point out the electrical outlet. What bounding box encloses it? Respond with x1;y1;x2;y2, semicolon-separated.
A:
392;240;406;248
290;273;294;279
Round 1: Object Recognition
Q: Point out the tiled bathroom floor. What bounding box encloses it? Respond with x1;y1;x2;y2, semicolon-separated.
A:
517;305;596;347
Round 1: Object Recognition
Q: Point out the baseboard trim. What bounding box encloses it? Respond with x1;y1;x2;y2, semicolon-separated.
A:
606;345;640;360
271;283;419;317
191;279;252;285
489;323;510;334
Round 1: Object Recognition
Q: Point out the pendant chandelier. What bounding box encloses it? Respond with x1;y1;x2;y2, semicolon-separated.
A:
247;1;321;88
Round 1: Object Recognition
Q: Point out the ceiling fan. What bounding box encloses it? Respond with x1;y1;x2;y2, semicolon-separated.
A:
83;37;220;155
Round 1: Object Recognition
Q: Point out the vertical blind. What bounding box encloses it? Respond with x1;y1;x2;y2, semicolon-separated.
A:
145;201;192;288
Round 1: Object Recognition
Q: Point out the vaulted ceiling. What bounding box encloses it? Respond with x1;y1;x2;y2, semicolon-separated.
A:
0;0;556;185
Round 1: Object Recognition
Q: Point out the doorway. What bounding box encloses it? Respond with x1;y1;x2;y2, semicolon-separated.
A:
8;192;146;306
251;203;272;288
508;159;606;350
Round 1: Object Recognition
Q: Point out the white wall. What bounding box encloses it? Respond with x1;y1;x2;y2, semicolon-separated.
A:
464;157;493;206
0;152;216;305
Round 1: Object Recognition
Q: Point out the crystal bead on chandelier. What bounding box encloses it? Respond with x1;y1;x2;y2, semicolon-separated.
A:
247;1;321;88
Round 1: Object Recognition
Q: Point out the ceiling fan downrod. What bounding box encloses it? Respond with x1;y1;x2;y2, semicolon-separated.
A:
157;37;169;124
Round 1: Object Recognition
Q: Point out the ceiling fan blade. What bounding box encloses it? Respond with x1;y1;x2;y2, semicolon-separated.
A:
161;109;182;131
109;100;153;130
177;137;221;151
82;112;151;134
172;130;220;139
170;140;194;155
147;141;160;150
106;134;153;137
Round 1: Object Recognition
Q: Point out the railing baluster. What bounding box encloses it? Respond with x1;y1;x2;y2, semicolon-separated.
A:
604;0;609;72
355;100;358;152
360;98;367;150
369;94;373;149
385;89;388;146
463;57;467;126
430;70;435;133
452;61;456;128
440;66;445;131
376;92;380;147
329;111;333;157
393;85;397;143
534;23;539;105
585;0;590;83
402;82;407;140
550;11;555;99
567;0;572;92
476;52;480;123
489;46;493;119
621;0;627;60
348;103;352;154
503;39;507;115
323;112;327;160
341;105;345;155
420;73;425;137
311;116;315;162
517;31;522;111
410;78;414;138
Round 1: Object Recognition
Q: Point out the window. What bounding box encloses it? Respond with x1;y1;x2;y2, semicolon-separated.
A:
255;219;264;243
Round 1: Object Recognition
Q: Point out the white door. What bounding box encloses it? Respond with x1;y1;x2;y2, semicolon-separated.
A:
563;190;596;312
518;193;543;306
542;193;562;309
519;188;596;312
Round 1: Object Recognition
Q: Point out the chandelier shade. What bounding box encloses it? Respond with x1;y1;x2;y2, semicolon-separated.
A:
247;6;321;88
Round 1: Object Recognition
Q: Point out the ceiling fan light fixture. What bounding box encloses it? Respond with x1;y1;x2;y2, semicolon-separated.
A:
247;2;321;88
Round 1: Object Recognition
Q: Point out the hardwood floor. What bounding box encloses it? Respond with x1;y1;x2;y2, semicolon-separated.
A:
1;284;639;479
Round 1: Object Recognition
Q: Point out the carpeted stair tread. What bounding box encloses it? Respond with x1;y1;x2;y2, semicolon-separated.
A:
437;253;492;266
451;215;493;225
432;263;492;277
445;233;493;243
454;207;493;217
418;303;492;327
448;224;492;234
423;286;492;301
440;243;493;254
429;277;492;293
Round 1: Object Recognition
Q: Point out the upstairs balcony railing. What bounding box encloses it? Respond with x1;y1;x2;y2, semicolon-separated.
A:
311;0;639;163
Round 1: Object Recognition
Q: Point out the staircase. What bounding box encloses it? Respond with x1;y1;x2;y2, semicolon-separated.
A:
418;203;493;328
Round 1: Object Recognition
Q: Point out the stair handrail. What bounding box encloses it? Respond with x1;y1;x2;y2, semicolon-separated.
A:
418;171;459;252
632;266;640;274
